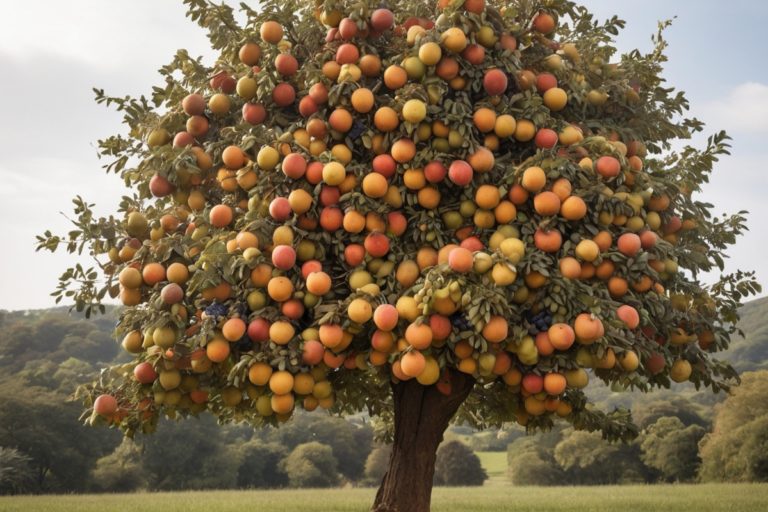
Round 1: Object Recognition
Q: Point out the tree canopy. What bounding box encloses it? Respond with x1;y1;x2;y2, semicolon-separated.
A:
35;0;759;457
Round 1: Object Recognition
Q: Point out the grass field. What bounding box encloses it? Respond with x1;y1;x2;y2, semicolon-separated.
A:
1;484;766;512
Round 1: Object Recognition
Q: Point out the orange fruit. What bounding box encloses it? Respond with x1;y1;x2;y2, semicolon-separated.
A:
467;147;494;172
548;323;575;350
551;178;572;201
405;323;433;349
267;276;293;302
533;228;562;253
475;184;500;209
617;233;642;257
402;99;427;123
329;108;353;132
306;271;332;295
543;87;568;111
359;54;382;76
574;313;603;344
351;88;375;113
260;21;283;44
561;196;587;220
269;371;294;395
441;27;468;53
206;338;230;363
521;166;546;192
575;240;599;262
543;373;567;395
373;304;399;331
595;260;615;281
209;204;233;228
617;304;640;329
383;65;407;89
400;351;426;377
559;257;581;279
362;173;388;198
319;324;344;348
494;114;516;138
142;263;166;286
269;320;295;345
248;362;272;386
119;267;142;289
514;119;536;141
418;41;442;66
222;318;246;341
447;247;474;273
473;108;497;133
608;276;629;298
481;316;508;343
533;191;561;216
348;298;373;323
391;138;416;163
593;231;613;252
374;106;399;131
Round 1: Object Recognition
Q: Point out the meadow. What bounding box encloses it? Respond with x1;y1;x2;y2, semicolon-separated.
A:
1;484;766;512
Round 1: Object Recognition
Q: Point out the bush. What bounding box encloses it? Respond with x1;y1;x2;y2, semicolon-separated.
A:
280;442;340;488
434;441;486;486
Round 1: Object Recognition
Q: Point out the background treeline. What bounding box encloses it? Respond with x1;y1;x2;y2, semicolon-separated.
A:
0;297;767;494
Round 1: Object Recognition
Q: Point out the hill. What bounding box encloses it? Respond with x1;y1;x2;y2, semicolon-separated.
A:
719;296;768;372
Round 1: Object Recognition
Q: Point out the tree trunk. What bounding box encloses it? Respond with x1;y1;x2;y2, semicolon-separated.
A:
372;371;475;512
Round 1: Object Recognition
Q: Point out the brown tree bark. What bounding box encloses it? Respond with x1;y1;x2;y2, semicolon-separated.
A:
371;371;475;512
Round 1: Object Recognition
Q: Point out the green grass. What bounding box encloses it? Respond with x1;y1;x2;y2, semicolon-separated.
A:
1;484;767;512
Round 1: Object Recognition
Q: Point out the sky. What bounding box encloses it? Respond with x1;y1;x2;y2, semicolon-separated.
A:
0;1;767;311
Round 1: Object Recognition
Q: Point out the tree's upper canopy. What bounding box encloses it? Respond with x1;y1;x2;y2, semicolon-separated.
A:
37;0;759;440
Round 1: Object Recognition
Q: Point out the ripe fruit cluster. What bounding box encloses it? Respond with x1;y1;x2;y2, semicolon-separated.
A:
77;0;747;435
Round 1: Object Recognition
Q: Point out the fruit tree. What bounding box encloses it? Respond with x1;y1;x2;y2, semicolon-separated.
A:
38;0;760;510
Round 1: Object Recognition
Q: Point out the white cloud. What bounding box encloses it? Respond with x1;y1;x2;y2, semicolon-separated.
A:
699;82;768;133
0;2;214;71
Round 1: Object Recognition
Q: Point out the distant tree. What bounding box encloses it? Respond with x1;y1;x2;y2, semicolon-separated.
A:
138;417;239;490
0;447;36;495
280;442;339;488
0;383;119;492
507;431;564;485
59;330;117;365
734;416;768;481
364;445;392;485
508;450;564;486
236;440;288;488
633;398;709;429
17;360;62;390
53;358;98;391
700;371;768;482
554;429;645;485
90;440;146;492
639;416;705;482
269;414;372;480
434;441;486;486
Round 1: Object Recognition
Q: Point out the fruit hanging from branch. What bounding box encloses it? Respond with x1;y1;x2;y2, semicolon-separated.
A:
38;0;759;510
